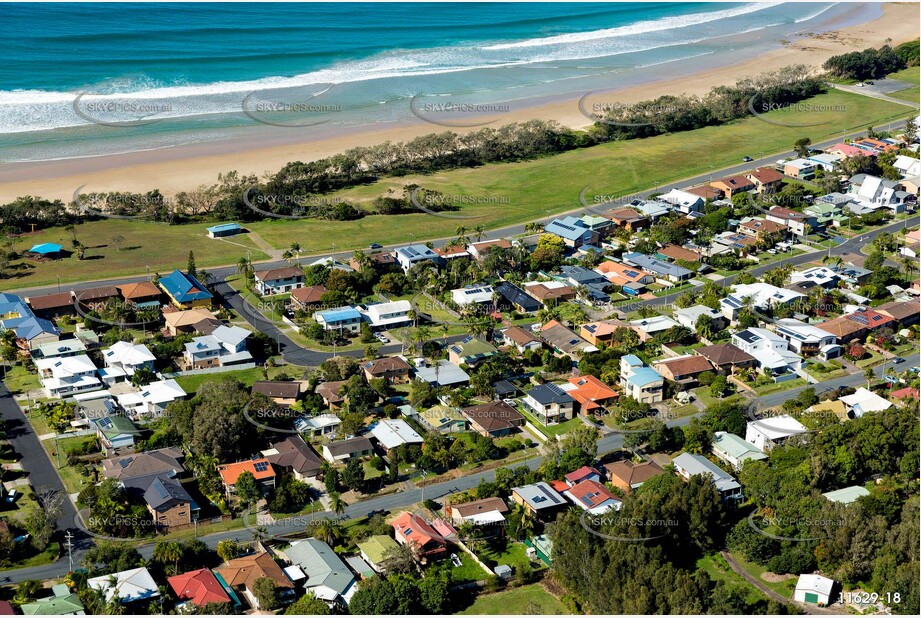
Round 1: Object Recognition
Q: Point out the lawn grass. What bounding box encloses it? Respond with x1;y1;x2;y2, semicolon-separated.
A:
477;540;534;572
753;378;807;396
172;364;290;395
514;405;582;438
456;583;568;615
696;554;769;606
5;89;906;294
693;388;743;409
1;221;269;292
730;552;798;598
888;86;920;103
3;365;40;395
450;551;491;584
887;66;919;85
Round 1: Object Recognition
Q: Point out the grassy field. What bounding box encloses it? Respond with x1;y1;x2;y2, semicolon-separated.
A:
696;554;770;606
886;66;920;103
456;583;569;615
172;364;294;395
4;89;911;293
2;365;40;395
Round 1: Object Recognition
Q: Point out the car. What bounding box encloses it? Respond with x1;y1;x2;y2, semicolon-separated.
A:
503;398;518;407
767;248;776;254
375;333;390;344
742;156;753;162
892;357;905;364
369;243;383;249
865;80;874;85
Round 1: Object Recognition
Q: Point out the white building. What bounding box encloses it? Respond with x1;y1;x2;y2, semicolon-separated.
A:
394;244;441;272
629;315;680;342
793;574;835;606
773;318;838;356
451;285;494;307
790;267;838;289
370;418;424;451
295;413;342;437
839;387;892;418
848;174;908;213
731;328;803;375
183;325;252;368
720;283;805;320
103;341;155;376
114;379;186;418
674;305;726;332
88;567;160;605
35;354;101;398
659;189;704;214
745;415;807;452
360;300;412;330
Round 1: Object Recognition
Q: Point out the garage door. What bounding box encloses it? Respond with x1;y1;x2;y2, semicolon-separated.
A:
805;593;819;604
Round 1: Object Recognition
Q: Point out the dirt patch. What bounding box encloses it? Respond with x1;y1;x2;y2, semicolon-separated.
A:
761;571;796;583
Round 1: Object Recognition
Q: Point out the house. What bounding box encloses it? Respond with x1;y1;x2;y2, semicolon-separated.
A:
560;265;608;289
712;431;768;470
890;387;920;407
370;419;424;452
674;305;727;333
783;158;816;179
806;152;844;171
322;437;374;463
511;482;567;519
540;320;597;357
564;466;601;486
284;539;357;606
804;201;851;228
603;459;665;492
264;435;323;481
449;496;509;527
357;535;401;574
622;252;692;282
20;587;85;615
835;262;873;286
167;569;233;610
524;383;575;424
579;319;631;346
217;458;276;497
117;281;162;308
494;281;541;313
316;379;348;408
0;293;62;351
102;447;185;483
710;175;755;198
216;552;295;609
183;325;252;369
653;355;714;387
794;574;835;606
875;300;920;327
773;319;838;356
632;198;674;220
525;281;576;305
103;341;155;376
656;244;702;263
144;476;199;529
672;453;742;501
392;511;454;560
361;300;412;330
738;217;788;239
432;244;470;262
848;174;909;212
114;379;186;418
579;213;614;237
766;206;814;237
684;184;724;200
468;238;513;260
822;485;870;505
88;568;160;606
26;292;76;319
815;316;867;344
723;282;806;315
461;401;525;438
843;308;896;333
252;380;302;407
348;252;398;271
295;413;342;437
605;207;648;231
544;217;596;247
745;415;808;451
394;244;442;272
565;375;618;414
31;338;87;360
419;405;467;433
790;266;838;289
502;325;543;352
289;285;328;310
746;167;784;194
362;356;412;383
732;328;802;375
35;354;101;397
564;479;621;515
163;308;220;336
804;400;849;423
451;285;495;308
619;354;664;404
629;315;680;342
207;222;242;238
659;188;704;213
839;387;892;418
448;336;497;366
314;306;363;333
414;359;470;387
253;266;305;296
158;269;213;309
71;285;121;312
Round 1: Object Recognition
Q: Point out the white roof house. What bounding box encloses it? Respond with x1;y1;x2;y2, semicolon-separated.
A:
822;485;870;505
839;387;892;418
360;300;412;328
773;318;838;354
728;283;805;310
790;267;838;288
370;418;424;450
114;379;186;417
659;189;704;213
103;341;155;374
793;574;835;606
732;328;803;374
88;567;160;604
894;154;921;179
35;354;101;398
745;415;807;452
414;359;470;387
629;315;680;339
451;285;494;307
674;305;724;332
672;452;742;500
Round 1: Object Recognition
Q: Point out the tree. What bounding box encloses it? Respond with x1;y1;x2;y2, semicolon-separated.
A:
187;250;197;278
234;471;261;508
864;366;875;388
216;539;242;563
793;137;812;157
709;375;730;398
252;577;279;611
285;593;330;615
342;458;365;493
152;541;184;574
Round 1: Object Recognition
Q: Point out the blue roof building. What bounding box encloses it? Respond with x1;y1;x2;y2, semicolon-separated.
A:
29;242;63;256
622;252;693;282
544;217;596;247
314;306;363;332
626;366;664;387
158;269;213;308
207;222;242;238
0;293;61;348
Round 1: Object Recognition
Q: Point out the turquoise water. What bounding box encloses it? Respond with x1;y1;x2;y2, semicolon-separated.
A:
0;2;879;160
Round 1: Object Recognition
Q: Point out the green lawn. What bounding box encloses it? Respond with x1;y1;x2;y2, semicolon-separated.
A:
888;66;920;85
0;221;269;291
450;551;491;584
172;365;290;394
515;405;583;438
729;552;798;598
456;583;569;615
696;554;770;606
692;388;743;409
6;88;905;293
885;66;920;104
477;541;534;572
753;378;807;396
3;365;40;395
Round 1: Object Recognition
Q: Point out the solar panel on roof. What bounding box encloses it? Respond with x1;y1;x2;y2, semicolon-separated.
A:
253;461;269;472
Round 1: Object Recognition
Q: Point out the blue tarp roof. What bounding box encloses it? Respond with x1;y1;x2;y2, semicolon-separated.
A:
29;243;63;254
206;222;241;233
316;306;362;322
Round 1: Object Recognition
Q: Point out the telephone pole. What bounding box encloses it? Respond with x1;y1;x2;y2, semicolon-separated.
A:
64;530;74;572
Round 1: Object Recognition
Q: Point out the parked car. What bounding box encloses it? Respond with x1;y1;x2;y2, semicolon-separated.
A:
742;156;753;162
892;357;905;364
375;333;390;343
369;243;383;249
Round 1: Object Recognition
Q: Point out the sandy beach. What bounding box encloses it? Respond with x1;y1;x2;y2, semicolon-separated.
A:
1;2;917;203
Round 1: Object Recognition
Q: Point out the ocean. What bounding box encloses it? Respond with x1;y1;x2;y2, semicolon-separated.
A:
0;2;881;162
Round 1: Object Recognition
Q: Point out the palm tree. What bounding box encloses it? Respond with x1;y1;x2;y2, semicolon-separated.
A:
900;255;918;277
329;491;346;517
281;249;295;264
473;225;485;241
313;517;342;546
153;541;184;574
537;305;562;325
290;242;301;261
864;366;875;388
454;226;469;245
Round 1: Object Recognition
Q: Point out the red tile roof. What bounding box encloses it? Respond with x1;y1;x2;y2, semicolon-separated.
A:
168;569;231;607
566;479;620;509
566;375;618;410
217;458;275;487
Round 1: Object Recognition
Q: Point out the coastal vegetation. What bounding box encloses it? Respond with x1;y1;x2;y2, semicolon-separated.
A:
823;40;919;81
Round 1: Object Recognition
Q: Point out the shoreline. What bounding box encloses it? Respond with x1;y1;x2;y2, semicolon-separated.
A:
0;3;917;203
